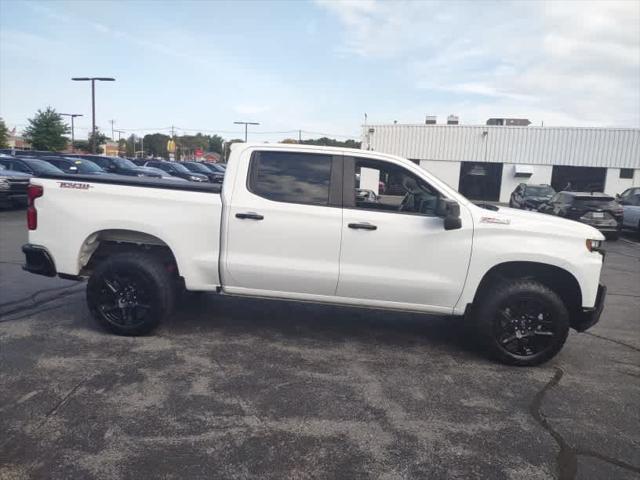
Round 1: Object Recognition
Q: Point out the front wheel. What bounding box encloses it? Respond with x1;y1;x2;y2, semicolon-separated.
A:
474;280;569;366
87;252;176;335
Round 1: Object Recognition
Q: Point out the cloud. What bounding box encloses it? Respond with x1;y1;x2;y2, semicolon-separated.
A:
317;0;640;127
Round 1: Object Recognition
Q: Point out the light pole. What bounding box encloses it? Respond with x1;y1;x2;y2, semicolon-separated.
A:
234;121;260;142
71;77;115;153
59;113;82;153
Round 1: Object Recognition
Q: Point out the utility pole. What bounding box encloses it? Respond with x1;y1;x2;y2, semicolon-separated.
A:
71;77;116;153
233;121;260;142
298;129;302;143
60;113;83;153
109;119;115;140
114;129;126;156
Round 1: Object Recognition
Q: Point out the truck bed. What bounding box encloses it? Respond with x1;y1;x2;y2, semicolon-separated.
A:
28;173;223;291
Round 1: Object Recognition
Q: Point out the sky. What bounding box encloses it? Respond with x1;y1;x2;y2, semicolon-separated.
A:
1;0;639;143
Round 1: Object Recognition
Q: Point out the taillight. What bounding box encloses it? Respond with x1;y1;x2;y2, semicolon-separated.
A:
27;184;43;230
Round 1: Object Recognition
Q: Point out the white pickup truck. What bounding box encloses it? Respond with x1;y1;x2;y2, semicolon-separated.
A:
22;143;606;366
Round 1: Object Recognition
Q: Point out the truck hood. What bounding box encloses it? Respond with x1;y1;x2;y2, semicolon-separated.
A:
474;205;605;240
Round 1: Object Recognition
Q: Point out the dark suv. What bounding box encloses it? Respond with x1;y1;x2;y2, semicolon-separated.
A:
0;163;30;208
65;155;161;178
0;157;65;176
41;156;106;175
509;184;555;210
538;192;623;239
144;160;209;182
181;161;224;184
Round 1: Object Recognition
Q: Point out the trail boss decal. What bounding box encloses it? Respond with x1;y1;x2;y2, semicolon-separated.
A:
57;181;93;190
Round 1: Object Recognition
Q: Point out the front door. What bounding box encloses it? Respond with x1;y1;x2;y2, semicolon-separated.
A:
337;156;473;311
224;149;343;296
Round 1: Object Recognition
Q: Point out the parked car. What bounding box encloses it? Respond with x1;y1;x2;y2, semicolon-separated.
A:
0;156;65;176
41;157;106;175
619;193;640;238
538;191;622;239
199;162;226;174
0;164;30;208
181;161;224;183
142;166;188;181
65;155;161;178
509;184;555;210
617;187;640;203
22;143;607;366
144;160;209;182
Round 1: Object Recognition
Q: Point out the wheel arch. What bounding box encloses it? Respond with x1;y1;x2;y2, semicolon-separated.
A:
78;229;181;278
472;261;583;325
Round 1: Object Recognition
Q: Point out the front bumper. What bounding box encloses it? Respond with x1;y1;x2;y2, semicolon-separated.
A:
572;284;607;332
22;244;56;277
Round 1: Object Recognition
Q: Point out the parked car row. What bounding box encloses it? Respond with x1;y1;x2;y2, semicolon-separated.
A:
0;149;226;208
509;183;639;240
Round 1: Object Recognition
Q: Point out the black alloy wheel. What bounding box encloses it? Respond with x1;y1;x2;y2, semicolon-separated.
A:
96;268;152;330
475;280;569;366
494;297;558;358
87;252;175;335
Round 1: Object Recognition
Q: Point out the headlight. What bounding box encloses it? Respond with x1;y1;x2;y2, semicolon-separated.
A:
190;175;203;181
586;239;602;252
0;177;9;190
137;173;146;177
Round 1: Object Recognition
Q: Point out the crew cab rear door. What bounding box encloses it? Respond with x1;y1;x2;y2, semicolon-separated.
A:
223;149;343;296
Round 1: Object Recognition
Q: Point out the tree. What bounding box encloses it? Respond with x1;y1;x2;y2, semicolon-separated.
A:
24;107;70;151
73;140;90;152
88;127;109;154
208;134;223;154
0;118;8;148
297;137;361;149
143;133;170;158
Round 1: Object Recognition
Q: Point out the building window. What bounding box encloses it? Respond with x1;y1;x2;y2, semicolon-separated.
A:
249;151;332;206
620;168;634;179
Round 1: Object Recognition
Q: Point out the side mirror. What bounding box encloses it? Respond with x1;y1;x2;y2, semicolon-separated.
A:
436;198;462;230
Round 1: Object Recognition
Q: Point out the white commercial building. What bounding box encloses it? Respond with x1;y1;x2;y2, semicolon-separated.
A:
362;124;640;202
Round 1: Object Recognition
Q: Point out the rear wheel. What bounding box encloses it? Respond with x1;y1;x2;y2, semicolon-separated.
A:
87;252;175;335
474;280;569;366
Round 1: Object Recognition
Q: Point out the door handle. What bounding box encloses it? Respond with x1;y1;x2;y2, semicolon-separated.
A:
236;212;264;220
348;222;377;231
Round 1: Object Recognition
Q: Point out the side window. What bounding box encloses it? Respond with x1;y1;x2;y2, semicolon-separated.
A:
249;151;332;206
13;162;30;173
352;158;440;216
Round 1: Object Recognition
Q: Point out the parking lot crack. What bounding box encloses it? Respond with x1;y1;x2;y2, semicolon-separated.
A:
530;367;640;479
584;332;640;353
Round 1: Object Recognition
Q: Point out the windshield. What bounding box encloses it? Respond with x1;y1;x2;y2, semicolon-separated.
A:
171;163;191;174
525;186;554;196
112;157;138;169
24;159;64;174
184;162;210;173
67;159;104;173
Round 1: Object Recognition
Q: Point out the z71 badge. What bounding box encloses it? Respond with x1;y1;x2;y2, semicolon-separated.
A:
57;181;93;190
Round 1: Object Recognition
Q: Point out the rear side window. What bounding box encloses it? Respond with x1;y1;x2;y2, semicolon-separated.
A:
249;151;332;206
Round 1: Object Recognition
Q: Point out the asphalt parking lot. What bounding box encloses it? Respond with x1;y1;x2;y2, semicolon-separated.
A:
1;207;639;480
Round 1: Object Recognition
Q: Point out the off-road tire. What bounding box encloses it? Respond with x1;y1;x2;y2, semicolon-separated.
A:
87;252;175;336
474;279;570;366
